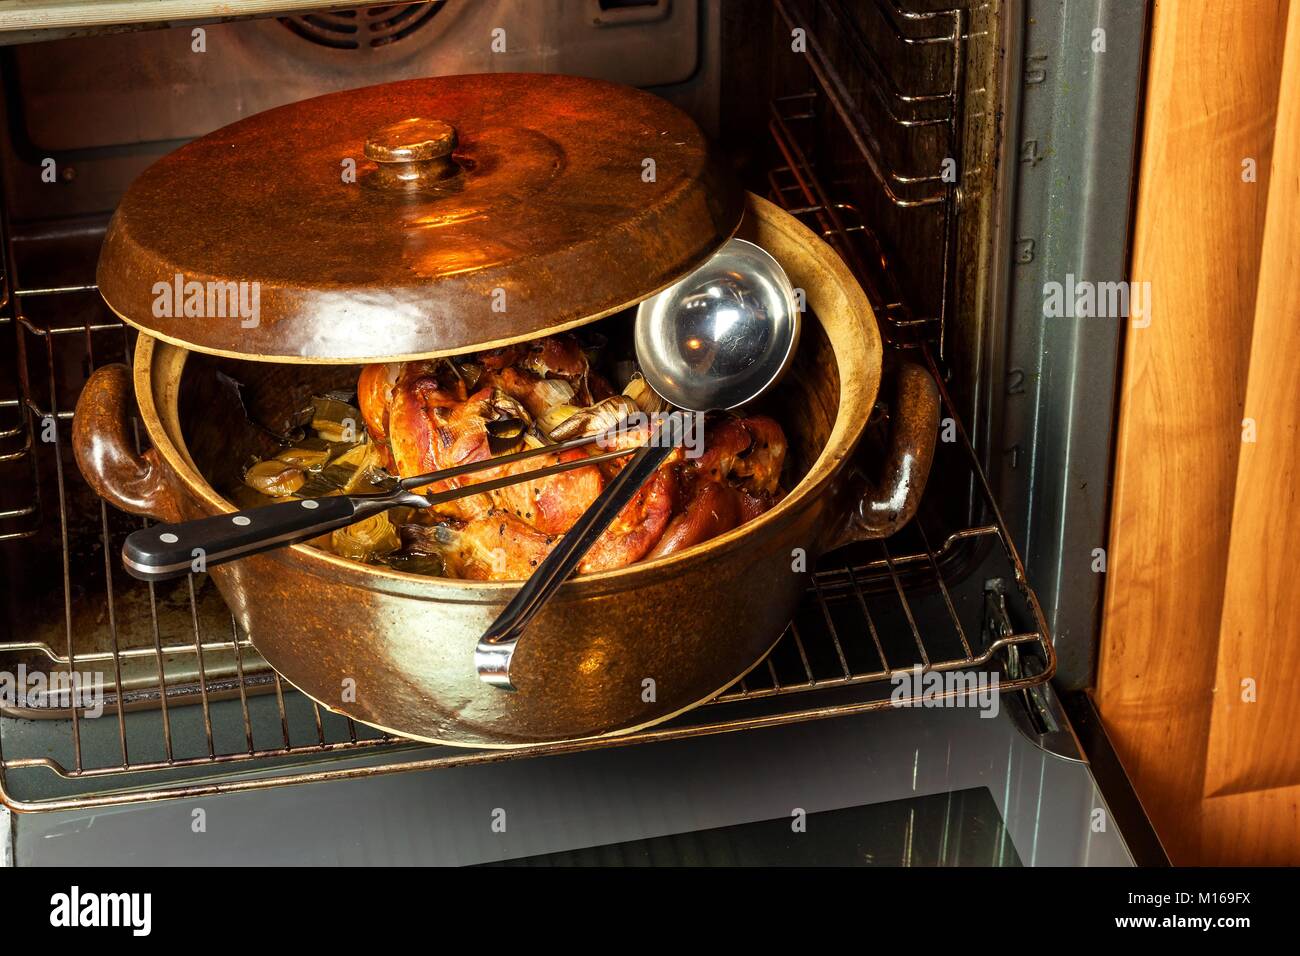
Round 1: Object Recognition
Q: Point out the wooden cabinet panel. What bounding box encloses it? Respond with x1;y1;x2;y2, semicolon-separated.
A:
1204;0;1300;801
1096;0;1296;864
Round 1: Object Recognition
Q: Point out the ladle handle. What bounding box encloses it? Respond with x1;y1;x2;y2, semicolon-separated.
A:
475;412;687;691
122;494;396;582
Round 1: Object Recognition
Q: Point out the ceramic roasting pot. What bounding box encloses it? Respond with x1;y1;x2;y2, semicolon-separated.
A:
71;75;939;746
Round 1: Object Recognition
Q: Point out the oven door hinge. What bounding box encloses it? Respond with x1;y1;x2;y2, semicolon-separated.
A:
984;580;1083;762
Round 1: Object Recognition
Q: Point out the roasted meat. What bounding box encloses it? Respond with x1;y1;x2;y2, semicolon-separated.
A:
378;369;605;532
355;334;788;580
580;463;679;572
649;415;787;559
689;415;787;496
440;512;558;580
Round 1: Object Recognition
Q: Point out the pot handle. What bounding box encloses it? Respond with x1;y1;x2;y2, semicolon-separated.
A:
840;358;941;543
72;363;179;522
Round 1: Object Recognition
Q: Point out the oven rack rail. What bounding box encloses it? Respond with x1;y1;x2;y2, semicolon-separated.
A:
768;0;991;357
776;0;974;208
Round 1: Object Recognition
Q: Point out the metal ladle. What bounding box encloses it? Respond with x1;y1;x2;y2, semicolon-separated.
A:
474;238;800;689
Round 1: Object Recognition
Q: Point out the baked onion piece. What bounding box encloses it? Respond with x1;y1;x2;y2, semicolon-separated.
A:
331;512;400;563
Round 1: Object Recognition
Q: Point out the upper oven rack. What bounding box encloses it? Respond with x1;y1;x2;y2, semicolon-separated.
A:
0;0;1052;811
769;0;992;356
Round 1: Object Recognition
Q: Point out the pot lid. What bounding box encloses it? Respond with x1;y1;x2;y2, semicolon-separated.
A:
97;73;744;363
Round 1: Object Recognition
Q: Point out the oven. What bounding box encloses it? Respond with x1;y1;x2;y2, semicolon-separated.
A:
0;0;1164;866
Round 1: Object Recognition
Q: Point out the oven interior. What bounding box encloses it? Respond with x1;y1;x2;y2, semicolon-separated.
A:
0;0;1058;809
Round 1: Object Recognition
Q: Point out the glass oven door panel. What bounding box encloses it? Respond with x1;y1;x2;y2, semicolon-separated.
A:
10;702;1135;867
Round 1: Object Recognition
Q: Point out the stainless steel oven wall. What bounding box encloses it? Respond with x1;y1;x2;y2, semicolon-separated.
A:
731;0;1012;539
987;0;1147;688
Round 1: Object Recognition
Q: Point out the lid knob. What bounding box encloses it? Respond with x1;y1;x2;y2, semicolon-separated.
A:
365;118;457;164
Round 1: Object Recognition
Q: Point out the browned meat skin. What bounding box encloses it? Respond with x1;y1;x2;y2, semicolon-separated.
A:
648;479;741;559
478;345;526;371
441;512;557;580
688;415;787;496
591;419;684;472
481;334;606;412
356;361;401;444
385;376;604;531
442;463;678;579
357;360;447;447
648;416;788;560
580;465;679;572
520;333;587;382
735;488;777;522
486;446;604;535
358;359;461;443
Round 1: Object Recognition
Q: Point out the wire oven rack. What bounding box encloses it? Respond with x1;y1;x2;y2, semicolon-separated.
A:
0;0;1052;811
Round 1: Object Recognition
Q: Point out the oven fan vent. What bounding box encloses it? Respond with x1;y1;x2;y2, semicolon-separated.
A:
279;3;445;50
